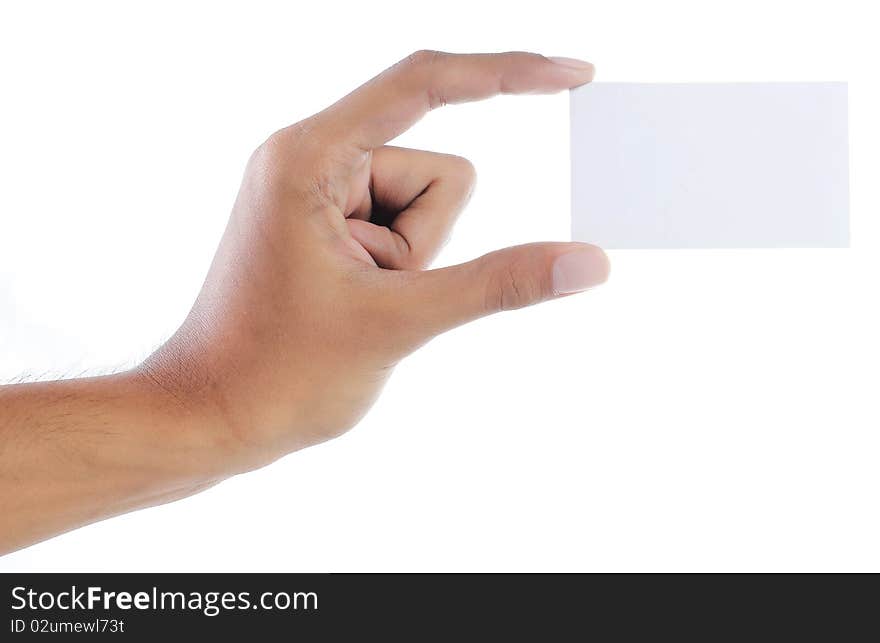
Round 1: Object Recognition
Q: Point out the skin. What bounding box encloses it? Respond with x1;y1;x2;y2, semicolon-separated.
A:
0;51;610;555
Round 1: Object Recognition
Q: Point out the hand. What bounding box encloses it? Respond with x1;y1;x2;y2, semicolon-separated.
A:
140;51;610;474
0;51;610;553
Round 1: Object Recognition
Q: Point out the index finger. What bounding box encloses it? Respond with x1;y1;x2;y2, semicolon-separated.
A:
319;50;595;150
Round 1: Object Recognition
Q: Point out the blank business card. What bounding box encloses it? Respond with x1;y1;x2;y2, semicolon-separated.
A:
570;83;849;248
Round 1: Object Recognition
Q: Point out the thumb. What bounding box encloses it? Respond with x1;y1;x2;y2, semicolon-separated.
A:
399;242;610;338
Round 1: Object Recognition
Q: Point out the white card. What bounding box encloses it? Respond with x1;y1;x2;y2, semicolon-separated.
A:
570;82;849;248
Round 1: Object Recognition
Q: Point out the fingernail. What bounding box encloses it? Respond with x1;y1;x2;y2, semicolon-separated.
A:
552;248;610;295
548;56;595;76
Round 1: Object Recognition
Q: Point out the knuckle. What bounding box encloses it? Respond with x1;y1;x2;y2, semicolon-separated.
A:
250;131;284;168
485;259;541;312
503;50;546;64
446;154;477;188
252;118;319;165
402;50;449;109
523;51;548;63
405;49;444;68
245;118;340;206
396;236;429;271
245;134;286;188
438;154;477;206
446;154;476;178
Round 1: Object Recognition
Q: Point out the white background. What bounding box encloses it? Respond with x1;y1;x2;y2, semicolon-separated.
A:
1;0;877;572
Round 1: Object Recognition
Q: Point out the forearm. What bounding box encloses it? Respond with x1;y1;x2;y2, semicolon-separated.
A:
0;369;230;554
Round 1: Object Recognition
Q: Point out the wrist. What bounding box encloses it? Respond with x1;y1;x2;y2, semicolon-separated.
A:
132;347;245;481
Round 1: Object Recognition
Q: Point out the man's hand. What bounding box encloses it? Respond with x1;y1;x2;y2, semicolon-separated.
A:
0;51;609;553
140;51;608;471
